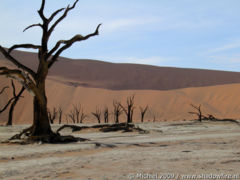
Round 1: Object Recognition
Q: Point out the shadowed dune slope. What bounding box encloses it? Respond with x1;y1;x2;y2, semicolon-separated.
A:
1;49;240;90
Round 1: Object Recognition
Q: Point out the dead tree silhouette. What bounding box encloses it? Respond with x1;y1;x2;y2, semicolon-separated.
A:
140;105;148;123
58;107;63;124
0;0;101;142
68;104;87;124
0;80;25;126
0;86;11;113
188;104;203;122
92;107;101;124
103;106;109;123
48;107;57;124
120;95;135;123
113;100;123;124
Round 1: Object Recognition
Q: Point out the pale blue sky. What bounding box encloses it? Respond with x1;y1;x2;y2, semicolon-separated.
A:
1;0;240;71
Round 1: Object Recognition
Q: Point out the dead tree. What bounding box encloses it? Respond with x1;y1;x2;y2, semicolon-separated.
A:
103;106;109;123
6;81;25;126
48;107;57;124
74;104;87;123
68;109;76;124
188;104;204;122
80;111;87;124
73;104;81;123
58;107;63;124
68;104;87;124
0;0;101;141
0;81;25;126
119;95;135;123
113;100;123;124
92;107;101;124
140;105;148;123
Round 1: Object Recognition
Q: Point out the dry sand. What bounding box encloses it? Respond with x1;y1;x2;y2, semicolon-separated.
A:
2;51;240;124
0;121;240;180
1;74;240;124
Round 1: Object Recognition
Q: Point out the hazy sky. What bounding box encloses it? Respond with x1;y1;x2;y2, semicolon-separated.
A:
0;0;240;71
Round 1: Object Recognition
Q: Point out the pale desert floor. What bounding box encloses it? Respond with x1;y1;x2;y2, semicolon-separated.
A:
0;121;240;180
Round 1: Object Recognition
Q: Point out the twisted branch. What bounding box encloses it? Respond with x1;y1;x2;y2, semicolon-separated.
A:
8;44;41;53
0;46;36;79
23;23;42;32
48;8;65;22
48;23;101;67
48;0;79;38
0;67;37;97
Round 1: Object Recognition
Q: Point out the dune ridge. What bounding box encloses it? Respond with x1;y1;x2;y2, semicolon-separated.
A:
1;50;240;124
1;49;240;90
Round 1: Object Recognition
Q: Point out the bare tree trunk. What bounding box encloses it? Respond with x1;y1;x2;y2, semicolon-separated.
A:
140;105;148;123
103;107;109;123
31;77;52;136
58;107;63;124
32;97;52;136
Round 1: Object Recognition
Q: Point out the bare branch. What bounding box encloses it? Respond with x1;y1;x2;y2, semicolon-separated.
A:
38;0;47;21
0;97;15;113
92;107;101;124
0;46;36;79
188;112;198;115
48;0;79;38
0;86;8;95
48;8;65;22
48;107;57;124
0;67;24;77
11;80;16;97
8;44;41;53
188;104;203;122
0;67;37;97
23;23;42;32
119;95;135;123
48;23;101;67
68;109;76;124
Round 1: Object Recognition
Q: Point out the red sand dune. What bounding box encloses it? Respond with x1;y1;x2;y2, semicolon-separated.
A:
1;49;240;90
1;50;240;124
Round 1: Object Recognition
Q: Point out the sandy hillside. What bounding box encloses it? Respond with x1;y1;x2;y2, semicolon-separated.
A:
1;49;240;91
0;121;240;180
1;50;240;124
1;74;240;124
